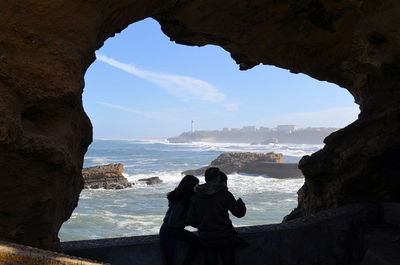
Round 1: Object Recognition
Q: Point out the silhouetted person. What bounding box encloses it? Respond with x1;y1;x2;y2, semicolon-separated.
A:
218;171;249;249
187;167;246;265
160;175;200;265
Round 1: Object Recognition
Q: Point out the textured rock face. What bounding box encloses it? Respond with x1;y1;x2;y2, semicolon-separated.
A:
0;0;175;251
183;152;284;176
211;152;283;165
82;164;132;189
1;0;400;251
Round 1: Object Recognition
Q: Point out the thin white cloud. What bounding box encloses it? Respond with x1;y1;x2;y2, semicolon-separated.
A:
96;101;178;122
96;54;225;103
263;106;360;128
223;103;239;112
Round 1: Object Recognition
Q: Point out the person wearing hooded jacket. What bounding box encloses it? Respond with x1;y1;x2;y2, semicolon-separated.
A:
186;167;246;265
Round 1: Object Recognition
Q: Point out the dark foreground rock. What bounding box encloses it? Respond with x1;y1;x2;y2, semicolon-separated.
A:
241;162;303;178
138;177;162;185
183;152;302;178
82;164;132;189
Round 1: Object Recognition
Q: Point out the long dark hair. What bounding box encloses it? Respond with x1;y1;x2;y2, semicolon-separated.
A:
167;175;199;204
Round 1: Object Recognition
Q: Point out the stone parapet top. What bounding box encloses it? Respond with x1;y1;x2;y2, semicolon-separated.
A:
62;234;159;251
62;203;378;251
0;240;108;265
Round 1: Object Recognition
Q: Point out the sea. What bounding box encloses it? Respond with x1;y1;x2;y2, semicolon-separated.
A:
59;139;323;242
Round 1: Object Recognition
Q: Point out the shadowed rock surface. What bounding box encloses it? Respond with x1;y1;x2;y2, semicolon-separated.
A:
82;164;132;189
61;203;400;265
137;177;162;185
182;152;302;178
1;0;400;251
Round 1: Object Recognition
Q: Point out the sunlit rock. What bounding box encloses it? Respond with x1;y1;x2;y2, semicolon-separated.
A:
82;164;132;189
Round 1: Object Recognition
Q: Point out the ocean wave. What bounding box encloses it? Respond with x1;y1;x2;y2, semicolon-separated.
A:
125;170;185;183
60;139;313;241
84;156;110;165
225;173;304;195
123;170;303;196
162;141;322;157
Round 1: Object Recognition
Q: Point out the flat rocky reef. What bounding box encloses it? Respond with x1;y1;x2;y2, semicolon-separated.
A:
183;152;303;179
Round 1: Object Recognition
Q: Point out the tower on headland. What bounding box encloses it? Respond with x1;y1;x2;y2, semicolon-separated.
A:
191;120;194;133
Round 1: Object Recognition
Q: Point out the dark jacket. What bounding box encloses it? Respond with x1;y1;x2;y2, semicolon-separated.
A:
163;200;188;229
186;181;246;241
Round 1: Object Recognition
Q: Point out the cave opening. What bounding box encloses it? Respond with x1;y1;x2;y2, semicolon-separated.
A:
58;18;359;242
2;1;399;260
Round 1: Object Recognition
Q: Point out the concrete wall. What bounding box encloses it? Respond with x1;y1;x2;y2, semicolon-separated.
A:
62;204;381;265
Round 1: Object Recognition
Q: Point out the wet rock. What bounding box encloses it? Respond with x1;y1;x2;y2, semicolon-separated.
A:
82;164;132;189
138;177;162;185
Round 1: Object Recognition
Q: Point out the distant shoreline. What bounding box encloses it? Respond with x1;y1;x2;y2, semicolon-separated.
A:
167;125;337;145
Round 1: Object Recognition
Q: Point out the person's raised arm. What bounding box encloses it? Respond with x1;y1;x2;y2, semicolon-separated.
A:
227;192;246;218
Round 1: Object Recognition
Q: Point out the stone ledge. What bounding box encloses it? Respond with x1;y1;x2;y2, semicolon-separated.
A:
62;235;159;251
61;203;380;265
362;243;400;265
0;241;108;265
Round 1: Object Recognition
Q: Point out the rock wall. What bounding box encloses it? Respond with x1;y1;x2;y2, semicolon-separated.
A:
1;0;399;250
61;204;383;265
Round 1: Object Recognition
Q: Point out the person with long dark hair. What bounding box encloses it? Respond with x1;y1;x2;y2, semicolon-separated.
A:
159;175;200;265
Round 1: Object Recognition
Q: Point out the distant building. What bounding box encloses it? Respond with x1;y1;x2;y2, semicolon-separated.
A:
276;125;298;133
222;128;229;132
231;128;241;132
259;126;268;131
191;120;194;133
242;126;257;132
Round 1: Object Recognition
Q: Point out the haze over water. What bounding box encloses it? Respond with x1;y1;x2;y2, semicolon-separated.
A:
59;139;322;242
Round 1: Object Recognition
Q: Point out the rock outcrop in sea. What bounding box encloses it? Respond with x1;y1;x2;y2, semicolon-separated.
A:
138;177;162;185
82;164;132;189
183;152;303;179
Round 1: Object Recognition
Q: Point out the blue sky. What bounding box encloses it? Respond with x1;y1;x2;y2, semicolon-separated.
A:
83;18;359;139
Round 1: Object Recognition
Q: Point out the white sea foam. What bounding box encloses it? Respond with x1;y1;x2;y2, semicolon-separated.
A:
124;170;303;196
163;141;322;158
125;170;185;183
84;156;110;165
227;173;304;195
59;139;315;242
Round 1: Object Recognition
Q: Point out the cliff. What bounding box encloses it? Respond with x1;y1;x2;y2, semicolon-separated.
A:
82;164;132;189
183;152;302;178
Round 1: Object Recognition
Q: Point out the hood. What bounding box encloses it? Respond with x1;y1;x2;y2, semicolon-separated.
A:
194;181;226;196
